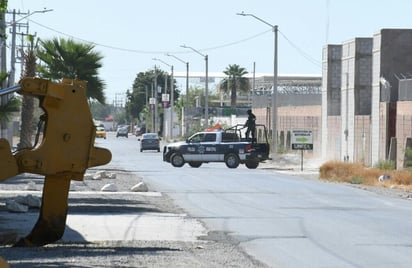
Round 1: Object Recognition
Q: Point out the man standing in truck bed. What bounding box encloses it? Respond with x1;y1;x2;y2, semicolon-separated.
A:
244;109;256;142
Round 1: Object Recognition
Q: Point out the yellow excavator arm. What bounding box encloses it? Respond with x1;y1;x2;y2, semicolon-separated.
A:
0;77;111;247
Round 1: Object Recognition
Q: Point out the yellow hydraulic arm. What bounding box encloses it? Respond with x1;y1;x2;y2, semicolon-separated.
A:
0;77;111;247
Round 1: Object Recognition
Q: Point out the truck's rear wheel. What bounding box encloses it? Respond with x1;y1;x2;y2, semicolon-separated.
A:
188;162;202;168
245;159;259;169
225;153;239;168
171;153;185;167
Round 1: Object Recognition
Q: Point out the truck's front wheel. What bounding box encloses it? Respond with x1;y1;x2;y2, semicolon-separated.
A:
225;153;240;168
171;153;185;167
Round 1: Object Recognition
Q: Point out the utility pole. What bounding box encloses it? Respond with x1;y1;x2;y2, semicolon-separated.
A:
7;8;52;85
237;12;278;155
153;67;158;134
153;58;175;139
181;45;209;128
0;7;7;138
9;10;30;85
167;53;189;136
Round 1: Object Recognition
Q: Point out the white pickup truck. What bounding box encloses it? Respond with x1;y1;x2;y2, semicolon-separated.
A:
163;125;270;169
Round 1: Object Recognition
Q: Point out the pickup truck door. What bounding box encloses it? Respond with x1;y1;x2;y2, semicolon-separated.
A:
184;133;204;162
200;133;221;162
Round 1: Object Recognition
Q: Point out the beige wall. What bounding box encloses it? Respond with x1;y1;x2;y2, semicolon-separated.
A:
326;116;341;161
396;101;412;169
254;106;322;156
354;116;371;165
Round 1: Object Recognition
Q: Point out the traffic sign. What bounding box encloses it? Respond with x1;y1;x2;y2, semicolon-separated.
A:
291;129;313;150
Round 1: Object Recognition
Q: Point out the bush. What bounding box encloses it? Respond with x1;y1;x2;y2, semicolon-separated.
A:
374;160;395;170
319;161;365;183
319;161;412;188
351;176;364;184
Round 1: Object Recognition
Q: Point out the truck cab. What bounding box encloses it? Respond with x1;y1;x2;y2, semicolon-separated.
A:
163;124;270;169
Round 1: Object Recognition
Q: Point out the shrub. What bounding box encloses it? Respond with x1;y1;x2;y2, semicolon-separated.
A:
351;176;364;184
319;161;365;183
319;161;412;187
374;160;395;170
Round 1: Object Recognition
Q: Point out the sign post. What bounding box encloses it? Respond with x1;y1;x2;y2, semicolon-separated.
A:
291;129;313;171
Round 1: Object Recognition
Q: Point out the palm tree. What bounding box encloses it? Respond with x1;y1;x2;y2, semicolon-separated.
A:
36;38;106;104
220;64;249;108
18;35;37;149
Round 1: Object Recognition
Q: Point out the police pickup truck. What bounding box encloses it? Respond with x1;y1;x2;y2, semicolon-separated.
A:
163;124;270;169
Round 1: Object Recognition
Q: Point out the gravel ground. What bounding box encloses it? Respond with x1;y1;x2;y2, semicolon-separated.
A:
0;170;269;268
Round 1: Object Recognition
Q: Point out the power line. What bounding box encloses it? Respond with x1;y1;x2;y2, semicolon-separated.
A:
26;17;321;69
278;30;322;69
28;18;272;55
201;29;272;51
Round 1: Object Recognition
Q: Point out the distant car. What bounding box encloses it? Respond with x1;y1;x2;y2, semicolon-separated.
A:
116;127;129;138
95;126;107;139
139;133;161;152
135;127;145;136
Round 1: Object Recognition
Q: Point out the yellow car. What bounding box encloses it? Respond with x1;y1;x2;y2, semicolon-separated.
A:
95;126;107;139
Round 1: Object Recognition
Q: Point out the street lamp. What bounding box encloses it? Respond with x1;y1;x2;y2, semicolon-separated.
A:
153;58;174;139
237;11;278;155
167;53;190;136
180;45;209;128
166;53;189;107
150;66;159;135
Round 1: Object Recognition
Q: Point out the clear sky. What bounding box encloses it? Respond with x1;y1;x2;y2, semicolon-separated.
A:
6;0;412;103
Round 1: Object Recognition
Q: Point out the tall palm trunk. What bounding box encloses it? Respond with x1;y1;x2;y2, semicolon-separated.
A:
18;48;36;149
230;77;237;108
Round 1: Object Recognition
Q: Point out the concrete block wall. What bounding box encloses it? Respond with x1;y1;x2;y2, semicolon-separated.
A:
278;105;321;156
254;107;270;128
341;39;356;162
372;29;412;165
371;32;382;166
378;102;389;162
326;116;341;161
251;29;412;168
355;38;373;115
353;116;371;165
339;38;372;163
322;45;342;161
254;106;321;156
396;101;412;169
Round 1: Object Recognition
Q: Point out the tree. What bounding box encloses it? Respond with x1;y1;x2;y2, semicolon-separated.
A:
220;64;249;108
36;38;106;104
126;68;179;131
18;35;36;149
0;94;19;122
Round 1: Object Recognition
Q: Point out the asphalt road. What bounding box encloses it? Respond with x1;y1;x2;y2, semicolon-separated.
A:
104;134;412;268
0;133;267;268
1;132;412;267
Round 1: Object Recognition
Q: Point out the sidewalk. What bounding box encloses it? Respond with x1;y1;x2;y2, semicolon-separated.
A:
260;153;322;179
